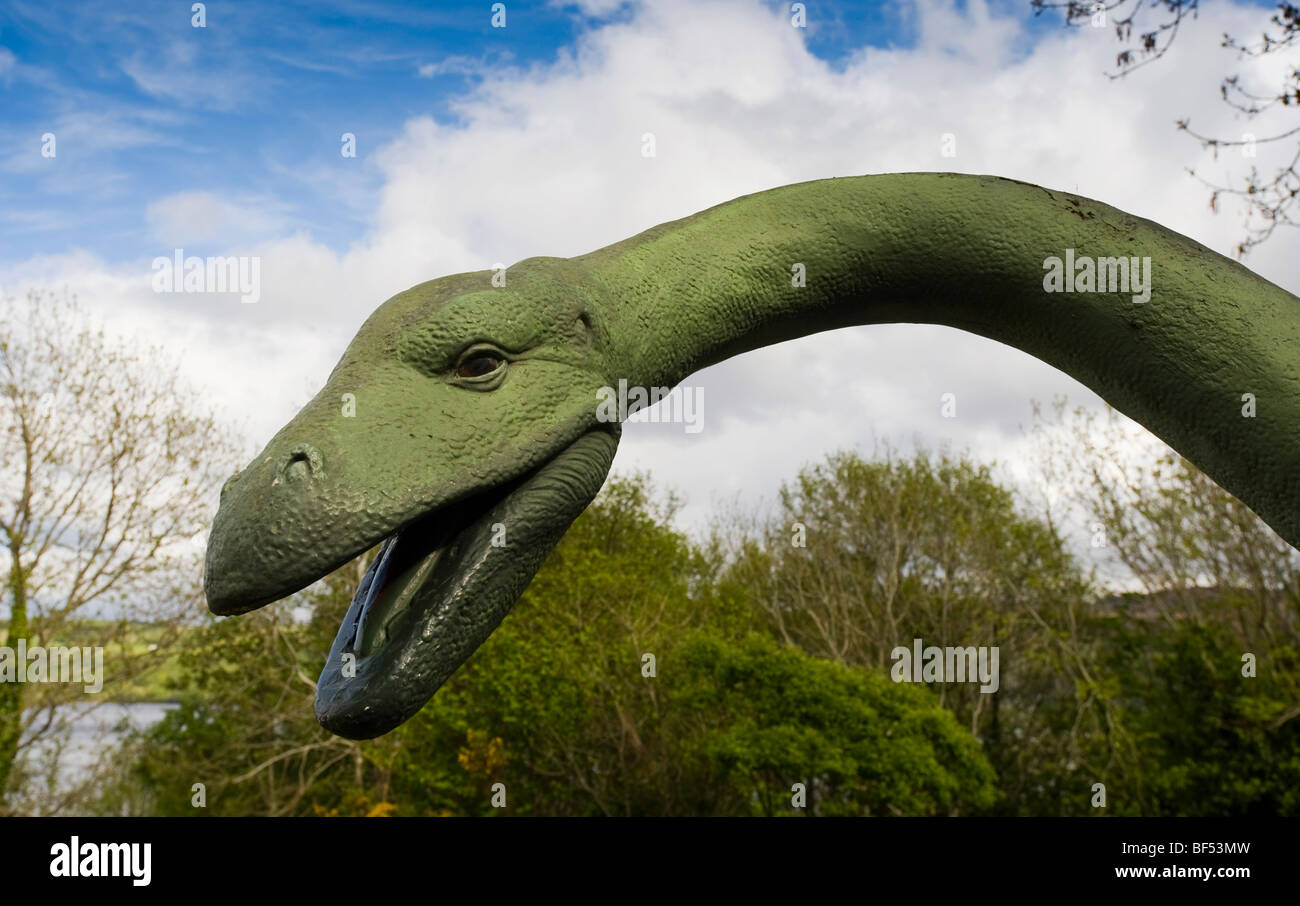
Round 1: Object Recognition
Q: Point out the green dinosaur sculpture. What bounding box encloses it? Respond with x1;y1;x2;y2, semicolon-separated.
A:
204;173;1300;740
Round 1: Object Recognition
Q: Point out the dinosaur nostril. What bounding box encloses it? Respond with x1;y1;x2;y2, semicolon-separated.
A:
277;443;325;483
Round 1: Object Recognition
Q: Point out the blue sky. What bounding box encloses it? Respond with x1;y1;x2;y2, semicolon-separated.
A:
0;0;1274;264
0;0;981;264
0;0;1295;578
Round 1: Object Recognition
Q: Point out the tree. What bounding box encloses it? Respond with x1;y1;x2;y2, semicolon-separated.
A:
98;559;398;817
1026;397;1300;621
105;473;997;816
1025;397;1300;814
669;632;996;816
718;445;1111;814
98;408;1300;816
0;290;238;811
1031;1;1299;255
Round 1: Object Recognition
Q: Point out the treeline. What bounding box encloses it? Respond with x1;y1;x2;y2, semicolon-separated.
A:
96;406;1300;816
8;294;1297;816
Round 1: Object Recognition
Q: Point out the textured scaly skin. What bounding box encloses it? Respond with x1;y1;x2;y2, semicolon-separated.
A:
206;173;1300;737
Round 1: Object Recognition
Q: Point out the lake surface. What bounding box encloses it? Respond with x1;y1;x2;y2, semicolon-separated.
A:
23;701;177;800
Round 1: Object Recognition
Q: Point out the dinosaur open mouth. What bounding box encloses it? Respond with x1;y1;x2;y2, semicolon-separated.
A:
313;428;617;739
346;482;515;661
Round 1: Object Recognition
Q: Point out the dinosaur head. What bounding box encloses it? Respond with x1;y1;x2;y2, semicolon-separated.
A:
204;257;619;739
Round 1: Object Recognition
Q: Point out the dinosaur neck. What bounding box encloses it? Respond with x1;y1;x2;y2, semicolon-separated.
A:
577;173;1300;550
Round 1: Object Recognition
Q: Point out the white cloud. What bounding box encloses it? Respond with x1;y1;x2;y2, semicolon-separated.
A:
0;249;340;455
145;191;295;246
417;58;478;78
120;42;256;111
4;0;1296;569
0;107;180;178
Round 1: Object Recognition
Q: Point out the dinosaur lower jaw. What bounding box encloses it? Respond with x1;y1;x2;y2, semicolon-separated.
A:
314;427;618;739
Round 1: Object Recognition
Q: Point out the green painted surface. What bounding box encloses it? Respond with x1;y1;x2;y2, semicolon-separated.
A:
205;174;1300;738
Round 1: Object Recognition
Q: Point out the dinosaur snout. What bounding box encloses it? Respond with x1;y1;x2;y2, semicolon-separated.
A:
205;438;350;616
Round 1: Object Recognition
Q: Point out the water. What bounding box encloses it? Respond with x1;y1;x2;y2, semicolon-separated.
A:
22;701;177;801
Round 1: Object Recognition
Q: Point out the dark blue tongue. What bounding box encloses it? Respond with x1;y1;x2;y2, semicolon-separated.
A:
349;534;397;653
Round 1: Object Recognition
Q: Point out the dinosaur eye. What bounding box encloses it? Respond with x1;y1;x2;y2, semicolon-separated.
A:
456;352;505;379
